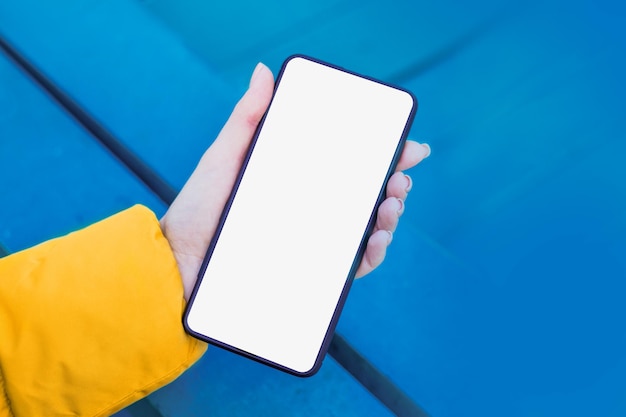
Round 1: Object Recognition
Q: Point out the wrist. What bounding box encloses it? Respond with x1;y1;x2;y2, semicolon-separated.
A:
173;252;202;302
160;216;202;302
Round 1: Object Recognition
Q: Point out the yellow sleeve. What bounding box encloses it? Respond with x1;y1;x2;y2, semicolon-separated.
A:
0;205;207;417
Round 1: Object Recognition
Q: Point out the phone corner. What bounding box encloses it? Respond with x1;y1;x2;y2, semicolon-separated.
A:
397;87;417;114
181;305;196;337
285;53;306;60
408;89;418;111
283;54;309;66
291;360;324;378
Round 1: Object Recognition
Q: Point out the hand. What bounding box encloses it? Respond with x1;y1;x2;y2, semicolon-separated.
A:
160;63;431;301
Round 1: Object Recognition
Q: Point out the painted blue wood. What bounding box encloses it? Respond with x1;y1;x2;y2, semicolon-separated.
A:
0;0;235;190
149;347;394;417
0;52;165;252
141;0;352;69
140;0;506;89
337;1;626;416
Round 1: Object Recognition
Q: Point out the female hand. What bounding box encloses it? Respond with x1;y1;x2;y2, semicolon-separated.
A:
160;63;431;301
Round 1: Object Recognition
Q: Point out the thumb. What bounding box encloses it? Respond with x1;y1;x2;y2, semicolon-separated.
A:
168;62;274;220
160;63;274;301
188;62;274;199
207;63;275;163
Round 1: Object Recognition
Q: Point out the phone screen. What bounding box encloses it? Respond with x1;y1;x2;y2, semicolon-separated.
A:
184;55;416;376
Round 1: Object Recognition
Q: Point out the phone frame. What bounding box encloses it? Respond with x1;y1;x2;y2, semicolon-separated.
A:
183;54;417;376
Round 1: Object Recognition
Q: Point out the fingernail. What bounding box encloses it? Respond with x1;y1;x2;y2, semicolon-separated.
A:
396;198;404;215
404;174;413;193
421;143;431;158
249;62;264;88
386;230;393;245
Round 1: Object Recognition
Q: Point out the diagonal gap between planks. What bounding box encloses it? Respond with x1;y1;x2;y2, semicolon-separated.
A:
0;34;431;417
0;33;178;207
388;3;518;84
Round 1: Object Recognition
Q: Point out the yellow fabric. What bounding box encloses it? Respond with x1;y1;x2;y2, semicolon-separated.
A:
0;205;207;416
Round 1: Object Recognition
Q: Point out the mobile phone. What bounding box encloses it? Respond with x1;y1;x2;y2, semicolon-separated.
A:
184;55;416;376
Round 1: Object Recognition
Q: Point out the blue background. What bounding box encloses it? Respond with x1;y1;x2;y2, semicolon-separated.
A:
1;0;625;415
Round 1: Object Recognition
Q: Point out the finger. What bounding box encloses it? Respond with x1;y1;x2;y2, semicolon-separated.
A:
386;171;412;200
182;63;275;210
374;197;403;233
355;230;392;278
396;140;431;172
204;63;275;164
166;63;274;236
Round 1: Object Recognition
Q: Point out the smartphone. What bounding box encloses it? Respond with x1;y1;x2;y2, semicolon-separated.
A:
184;55;416;376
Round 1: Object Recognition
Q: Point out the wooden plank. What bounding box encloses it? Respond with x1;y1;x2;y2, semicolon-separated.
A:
0;0;235;190
0;36;178;205
141;0;353;67
0;52;165;252
149;347;394;417
139;0;507;87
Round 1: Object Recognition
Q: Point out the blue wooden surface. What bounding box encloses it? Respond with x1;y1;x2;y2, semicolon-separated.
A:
140;0;507;87
1;0;626;416
0;0;235;190
339;3;626;414
0;52;165;252
149;347;393;417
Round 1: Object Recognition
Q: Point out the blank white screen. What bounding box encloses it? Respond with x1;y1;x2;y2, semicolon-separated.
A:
186;56;415;374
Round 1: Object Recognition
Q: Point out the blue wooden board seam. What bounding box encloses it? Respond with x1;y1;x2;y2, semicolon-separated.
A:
0;35;177;206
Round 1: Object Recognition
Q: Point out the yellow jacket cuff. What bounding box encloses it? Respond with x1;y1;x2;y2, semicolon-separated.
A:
0;205;207;417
